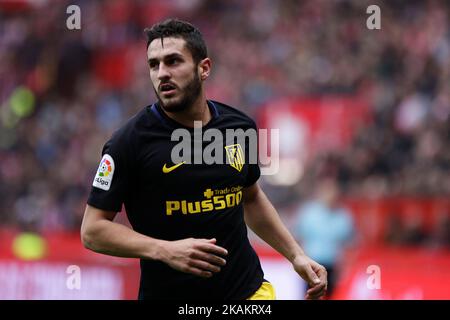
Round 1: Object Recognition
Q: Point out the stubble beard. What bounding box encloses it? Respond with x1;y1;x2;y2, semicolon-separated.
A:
154;71;202;113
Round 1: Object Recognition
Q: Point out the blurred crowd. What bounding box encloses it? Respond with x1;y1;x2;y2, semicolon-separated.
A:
0;0;449;233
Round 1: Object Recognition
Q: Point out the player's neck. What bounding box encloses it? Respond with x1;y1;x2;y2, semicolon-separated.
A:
164;92;211;128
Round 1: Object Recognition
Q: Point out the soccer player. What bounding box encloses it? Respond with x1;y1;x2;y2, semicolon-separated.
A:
81;18;327;300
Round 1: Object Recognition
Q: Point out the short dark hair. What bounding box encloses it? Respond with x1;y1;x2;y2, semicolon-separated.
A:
144;18;208;64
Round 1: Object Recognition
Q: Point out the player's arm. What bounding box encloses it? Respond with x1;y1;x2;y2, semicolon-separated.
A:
242;182;327;299
81;204;164;259
81;204;227;278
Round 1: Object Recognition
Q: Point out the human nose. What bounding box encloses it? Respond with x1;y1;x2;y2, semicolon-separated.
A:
157;63;171;80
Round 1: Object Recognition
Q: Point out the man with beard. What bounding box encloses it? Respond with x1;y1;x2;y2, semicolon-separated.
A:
81;18;327;300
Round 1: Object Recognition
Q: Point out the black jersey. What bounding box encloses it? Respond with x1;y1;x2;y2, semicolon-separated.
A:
87;100;264;300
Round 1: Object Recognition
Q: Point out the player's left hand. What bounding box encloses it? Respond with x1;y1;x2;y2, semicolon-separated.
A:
292;254;327;300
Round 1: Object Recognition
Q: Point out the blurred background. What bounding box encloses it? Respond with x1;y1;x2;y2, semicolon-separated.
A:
0;0;449;299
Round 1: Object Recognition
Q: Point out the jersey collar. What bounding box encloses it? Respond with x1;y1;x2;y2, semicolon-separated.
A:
150;100;219;129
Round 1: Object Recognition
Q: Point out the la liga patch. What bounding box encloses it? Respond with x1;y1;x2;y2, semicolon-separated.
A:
92;154;115;191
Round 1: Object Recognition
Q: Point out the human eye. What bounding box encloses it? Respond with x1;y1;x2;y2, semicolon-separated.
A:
166;57;181;66
148;60;159;69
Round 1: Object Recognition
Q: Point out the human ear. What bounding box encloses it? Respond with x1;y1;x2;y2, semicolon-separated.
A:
198;58;211;80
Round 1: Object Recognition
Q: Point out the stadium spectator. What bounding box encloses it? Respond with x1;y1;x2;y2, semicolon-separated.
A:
293;178;354;298
0;0;448;241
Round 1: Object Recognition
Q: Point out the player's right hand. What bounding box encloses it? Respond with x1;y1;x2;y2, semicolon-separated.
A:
159;238;228;278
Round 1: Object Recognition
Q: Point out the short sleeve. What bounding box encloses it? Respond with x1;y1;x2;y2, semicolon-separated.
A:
244;121;261;187
244;163;261;187
87;134;132;212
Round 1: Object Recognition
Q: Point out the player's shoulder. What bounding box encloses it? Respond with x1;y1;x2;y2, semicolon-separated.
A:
210;100;257;129
106;106;153;147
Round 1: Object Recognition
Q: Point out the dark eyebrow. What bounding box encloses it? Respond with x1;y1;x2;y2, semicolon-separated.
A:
164;53;184;60
148;53;184;64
